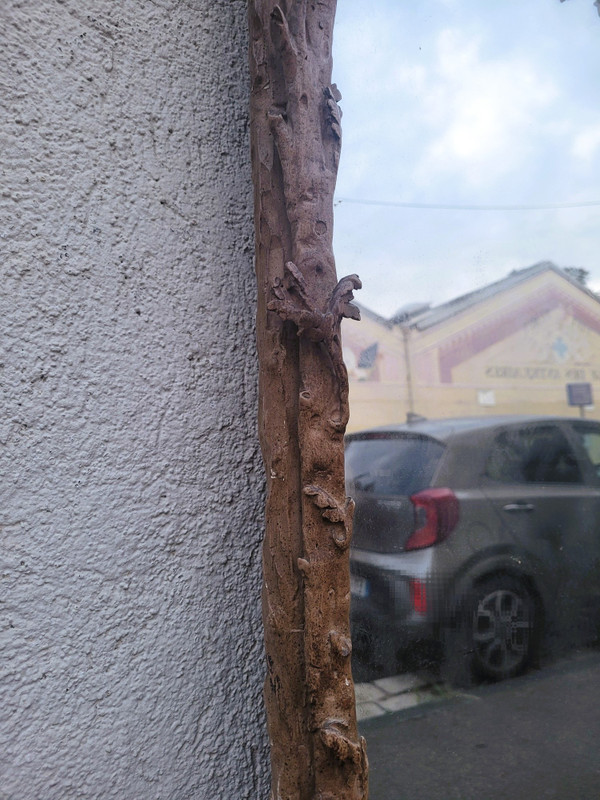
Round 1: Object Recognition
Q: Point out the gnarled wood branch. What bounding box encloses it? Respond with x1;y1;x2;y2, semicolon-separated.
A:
248;2;368;798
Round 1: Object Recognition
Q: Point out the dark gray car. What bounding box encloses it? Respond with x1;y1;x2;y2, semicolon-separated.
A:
346;415;600;682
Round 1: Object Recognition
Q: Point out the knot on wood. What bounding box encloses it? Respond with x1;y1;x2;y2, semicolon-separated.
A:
268;262;361;344
303;485;343;521
319;720;363;766
299;390;312;408
303;485;355;550
328;416;346;433
330;273;361;324
297;557;311;575
303;486;354;550
325;85;342;141
329;630;352;659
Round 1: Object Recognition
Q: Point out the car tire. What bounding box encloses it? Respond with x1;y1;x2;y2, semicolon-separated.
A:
443;574;537;686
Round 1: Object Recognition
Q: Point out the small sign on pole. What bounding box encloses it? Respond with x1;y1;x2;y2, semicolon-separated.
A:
566;382;593;417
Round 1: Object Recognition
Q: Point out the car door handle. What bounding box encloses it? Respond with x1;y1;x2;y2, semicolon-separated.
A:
502;503;534;512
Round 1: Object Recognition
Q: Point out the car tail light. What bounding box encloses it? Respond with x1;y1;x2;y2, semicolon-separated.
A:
409;579;427;614
406;488;459;551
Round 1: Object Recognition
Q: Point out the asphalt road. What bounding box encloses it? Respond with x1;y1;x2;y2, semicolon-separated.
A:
360;649;600;800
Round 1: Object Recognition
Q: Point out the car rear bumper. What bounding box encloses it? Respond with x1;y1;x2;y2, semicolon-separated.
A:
350;588;439;670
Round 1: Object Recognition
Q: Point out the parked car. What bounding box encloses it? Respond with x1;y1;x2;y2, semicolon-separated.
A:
345;415;600;682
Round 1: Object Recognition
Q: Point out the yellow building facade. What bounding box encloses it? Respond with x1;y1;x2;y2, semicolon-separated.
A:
343;263;600;432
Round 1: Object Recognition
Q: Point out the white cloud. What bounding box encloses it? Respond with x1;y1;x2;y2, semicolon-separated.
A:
414;29;559;189
571;124;600;161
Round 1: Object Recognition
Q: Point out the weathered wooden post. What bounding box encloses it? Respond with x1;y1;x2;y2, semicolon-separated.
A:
248;2;368;798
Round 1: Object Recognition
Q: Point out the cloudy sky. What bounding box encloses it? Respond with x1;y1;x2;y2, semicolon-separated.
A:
332;0;600;317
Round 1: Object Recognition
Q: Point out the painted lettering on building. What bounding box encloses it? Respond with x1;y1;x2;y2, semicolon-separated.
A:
485;366;600;381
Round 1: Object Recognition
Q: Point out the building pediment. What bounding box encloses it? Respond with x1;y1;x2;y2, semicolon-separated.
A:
437;283;600;383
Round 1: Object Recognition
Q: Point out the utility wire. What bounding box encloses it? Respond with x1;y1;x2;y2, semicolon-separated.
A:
334;197;600;211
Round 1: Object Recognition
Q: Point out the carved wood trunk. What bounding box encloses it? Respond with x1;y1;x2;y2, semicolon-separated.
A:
248;2;368;798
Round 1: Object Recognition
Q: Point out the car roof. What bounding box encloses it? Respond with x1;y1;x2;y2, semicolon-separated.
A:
346;415;589;443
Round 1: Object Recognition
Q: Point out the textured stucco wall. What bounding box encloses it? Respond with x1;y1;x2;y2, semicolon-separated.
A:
1;1;268;797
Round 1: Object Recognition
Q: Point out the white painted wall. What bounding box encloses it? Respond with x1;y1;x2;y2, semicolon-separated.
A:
1;1;268;797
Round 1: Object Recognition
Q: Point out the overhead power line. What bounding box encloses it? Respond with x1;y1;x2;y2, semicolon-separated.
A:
334;197;600;211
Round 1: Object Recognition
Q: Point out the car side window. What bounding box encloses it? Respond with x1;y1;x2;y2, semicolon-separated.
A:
571;424;600;478
486;426;582;484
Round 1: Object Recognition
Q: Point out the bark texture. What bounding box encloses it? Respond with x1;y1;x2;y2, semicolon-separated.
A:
248;2;368;798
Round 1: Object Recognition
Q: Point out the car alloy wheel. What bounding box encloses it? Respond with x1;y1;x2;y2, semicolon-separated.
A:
470;576;535;680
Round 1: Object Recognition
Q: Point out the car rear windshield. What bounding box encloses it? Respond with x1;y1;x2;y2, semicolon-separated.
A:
345;434;444;496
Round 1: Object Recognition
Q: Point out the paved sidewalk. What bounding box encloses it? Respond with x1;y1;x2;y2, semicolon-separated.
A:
355;671;452;721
